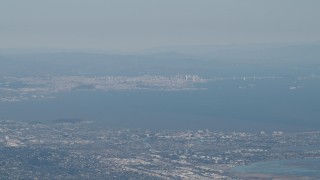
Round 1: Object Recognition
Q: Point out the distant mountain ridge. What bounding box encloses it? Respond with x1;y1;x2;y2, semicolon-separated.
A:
0;42;319;77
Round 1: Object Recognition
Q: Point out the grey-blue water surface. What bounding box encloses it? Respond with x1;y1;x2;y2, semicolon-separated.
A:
0;79;319;132
232;158;320;178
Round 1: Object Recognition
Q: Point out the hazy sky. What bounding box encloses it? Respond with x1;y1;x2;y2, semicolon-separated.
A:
1;0;320;51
